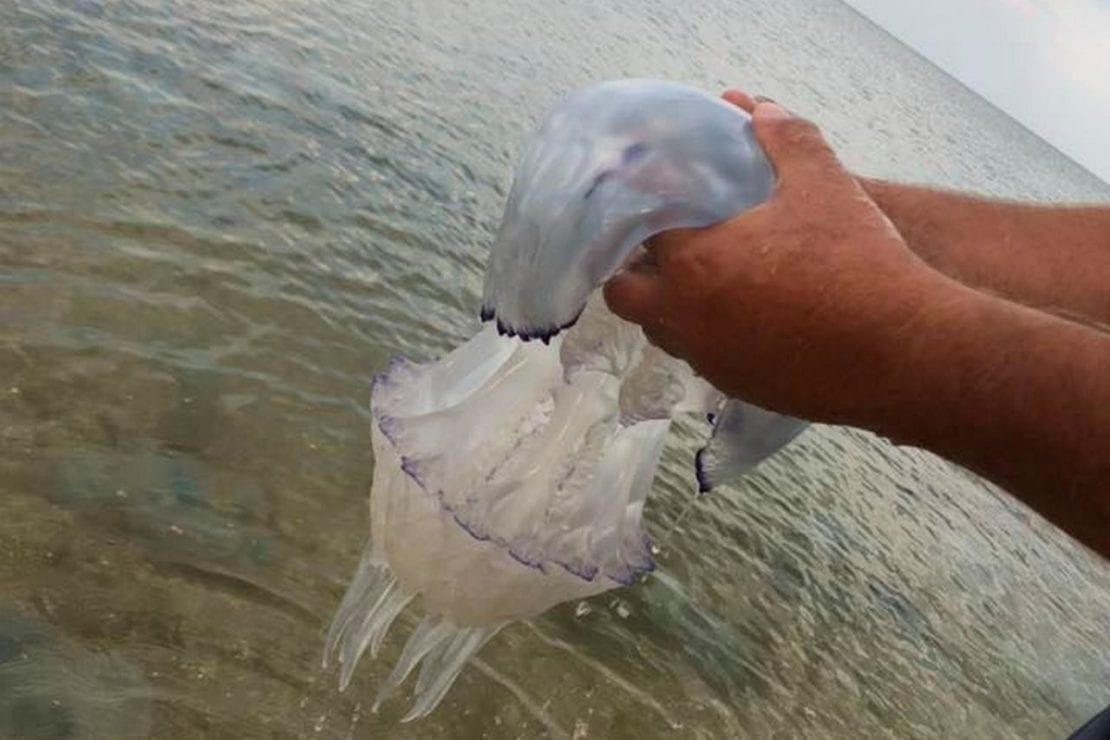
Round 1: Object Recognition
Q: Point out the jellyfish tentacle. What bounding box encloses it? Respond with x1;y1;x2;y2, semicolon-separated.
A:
371;616;451;712
338;578;413;691
323;548;386;670
402;625;503;722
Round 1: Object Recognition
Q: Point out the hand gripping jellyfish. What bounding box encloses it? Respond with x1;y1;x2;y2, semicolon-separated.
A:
324;79;809;719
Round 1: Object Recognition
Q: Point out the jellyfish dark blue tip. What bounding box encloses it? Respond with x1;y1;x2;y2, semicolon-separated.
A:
694;447;714;495
489;308;584;345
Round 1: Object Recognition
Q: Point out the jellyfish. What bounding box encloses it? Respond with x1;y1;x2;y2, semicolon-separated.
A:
324;79;809;719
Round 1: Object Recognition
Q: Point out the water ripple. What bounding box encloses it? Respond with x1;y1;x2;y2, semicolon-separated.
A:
1;0;1108;736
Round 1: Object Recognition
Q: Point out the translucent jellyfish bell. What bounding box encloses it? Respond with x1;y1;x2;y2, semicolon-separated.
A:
325;79;809;719
482;78;774;340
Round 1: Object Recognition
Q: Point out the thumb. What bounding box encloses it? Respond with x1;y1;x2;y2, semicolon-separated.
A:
750;102;845;185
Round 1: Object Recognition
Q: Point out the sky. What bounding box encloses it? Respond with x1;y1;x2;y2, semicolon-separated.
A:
843;0;1110;184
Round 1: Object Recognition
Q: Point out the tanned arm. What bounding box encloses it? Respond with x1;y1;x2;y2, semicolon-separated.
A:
859;178;1110;326
875;273;1110;552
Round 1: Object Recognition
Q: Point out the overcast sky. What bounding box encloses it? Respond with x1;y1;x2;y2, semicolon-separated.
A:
843;0;1110;184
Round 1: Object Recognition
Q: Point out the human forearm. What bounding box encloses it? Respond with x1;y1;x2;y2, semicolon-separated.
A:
860;178;1110;326
863;272;1110;554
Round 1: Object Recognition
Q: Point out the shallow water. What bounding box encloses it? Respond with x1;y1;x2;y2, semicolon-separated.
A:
1;0;1108;737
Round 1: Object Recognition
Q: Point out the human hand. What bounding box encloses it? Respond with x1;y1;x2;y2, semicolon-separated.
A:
603;97;955;427
605;90;1110;554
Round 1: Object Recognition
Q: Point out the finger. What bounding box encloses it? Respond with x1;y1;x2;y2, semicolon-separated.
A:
603;268;664;327
750;101;847;186
721;89;755;113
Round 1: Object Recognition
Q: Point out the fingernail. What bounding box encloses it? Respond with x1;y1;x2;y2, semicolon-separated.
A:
753;95;776;104
754;101;791;119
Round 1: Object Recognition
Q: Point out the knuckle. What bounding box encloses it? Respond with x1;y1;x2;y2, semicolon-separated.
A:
763;114;820;142
786;120;829;155
785;115;821;138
